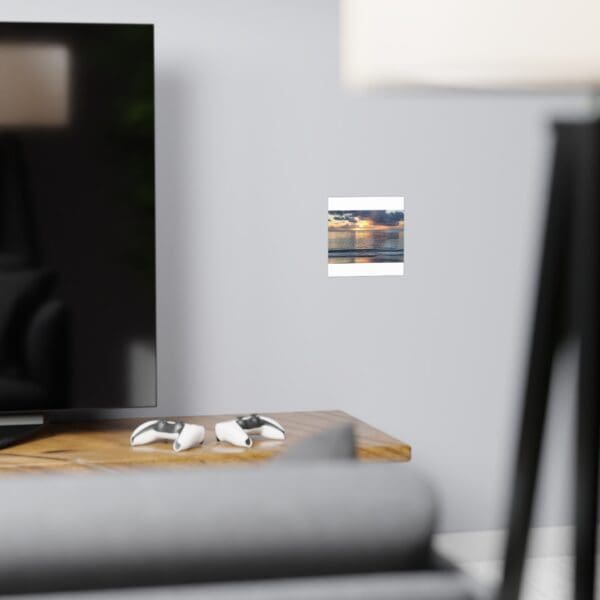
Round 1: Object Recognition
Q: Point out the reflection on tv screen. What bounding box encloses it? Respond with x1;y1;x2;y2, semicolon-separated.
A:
0;23;155;411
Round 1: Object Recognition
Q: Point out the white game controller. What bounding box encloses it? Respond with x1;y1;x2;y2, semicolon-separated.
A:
130;420;205;452
215;414;285;448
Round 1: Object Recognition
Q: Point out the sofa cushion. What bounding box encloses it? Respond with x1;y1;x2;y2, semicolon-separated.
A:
0;462;436;595
0;269;54;367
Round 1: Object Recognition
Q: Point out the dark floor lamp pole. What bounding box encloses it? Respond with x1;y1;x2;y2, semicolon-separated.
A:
573;121;600;600
500;121;600;600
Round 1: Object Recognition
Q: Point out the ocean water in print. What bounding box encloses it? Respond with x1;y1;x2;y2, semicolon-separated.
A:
328;210;404;264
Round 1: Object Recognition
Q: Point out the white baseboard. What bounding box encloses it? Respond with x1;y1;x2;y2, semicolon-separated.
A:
433;526;576;563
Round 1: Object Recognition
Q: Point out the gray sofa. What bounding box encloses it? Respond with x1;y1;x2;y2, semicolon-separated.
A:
0;453;484;599
0;426;484;600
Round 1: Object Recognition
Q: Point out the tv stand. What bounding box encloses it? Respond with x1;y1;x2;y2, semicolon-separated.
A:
0;415;44;450
0;411;410;474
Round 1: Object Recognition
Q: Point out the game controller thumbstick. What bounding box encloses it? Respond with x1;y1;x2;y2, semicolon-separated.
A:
130;420;205;452
214;414;285;448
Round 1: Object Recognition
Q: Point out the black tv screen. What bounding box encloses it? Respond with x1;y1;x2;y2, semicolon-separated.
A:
0;23;155;411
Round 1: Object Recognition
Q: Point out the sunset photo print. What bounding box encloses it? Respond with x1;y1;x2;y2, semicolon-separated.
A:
328;197;404;277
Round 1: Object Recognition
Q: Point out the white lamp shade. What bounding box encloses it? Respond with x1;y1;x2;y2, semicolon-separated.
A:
0;43;70;127
341;0;600;90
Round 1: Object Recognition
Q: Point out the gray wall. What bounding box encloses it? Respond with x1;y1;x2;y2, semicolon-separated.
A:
1;0;587;532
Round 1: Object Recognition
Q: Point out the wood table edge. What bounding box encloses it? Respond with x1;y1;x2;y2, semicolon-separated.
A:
0;410;411;473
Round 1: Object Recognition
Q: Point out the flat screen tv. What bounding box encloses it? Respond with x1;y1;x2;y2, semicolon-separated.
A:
0;23;156;418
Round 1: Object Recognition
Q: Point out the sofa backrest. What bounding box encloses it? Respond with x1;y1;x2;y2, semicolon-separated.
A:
0;461;436;595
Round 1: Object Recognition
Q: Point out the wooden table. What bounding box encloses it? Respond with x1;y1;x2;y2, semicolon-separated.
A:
0;410;410;475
